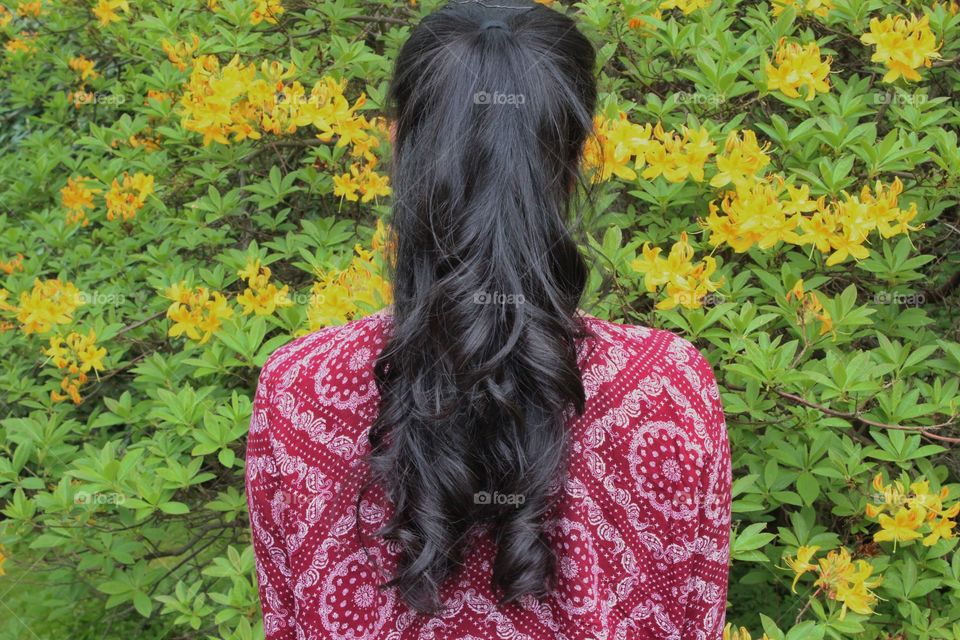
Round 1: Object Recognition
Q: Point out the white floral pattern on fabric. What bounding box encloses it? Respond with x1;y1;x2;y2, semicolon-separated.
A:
244;310;731;639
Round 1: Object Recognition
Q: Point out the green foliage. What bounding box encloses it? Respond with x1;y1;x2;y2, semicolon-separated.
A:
0;0;958;638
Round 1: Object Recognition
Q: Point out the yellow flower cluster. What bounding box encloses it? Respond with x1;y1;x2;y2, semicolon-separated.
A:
236;259;292;316
703;172;920;267
332;158;391;203
15;1;42;18
161;34;200;72
123;132;162;151
766;38;832;101
13;278;83;335
306;219;393;329
723;624;771;640
61;176;99;226
933;0;959;14
630;231;723;310
5;32;37;55
92;0;128;27
860;14;941;83
710;129;771;189
164;259;301;342
0;253;24;274
0;6;11;27
784;546;883;619
204;0;283;25
105;172;154;221
178;55;389;200
44;330;107;404
658;0;710;14
867;473;957;548
163;283;234;345
250;0;284;25
771;0;833;17
627;13;660;31
68;55;99;82
702;174;812;251
181;56;335;143
583;114;715;184
786;279;833;336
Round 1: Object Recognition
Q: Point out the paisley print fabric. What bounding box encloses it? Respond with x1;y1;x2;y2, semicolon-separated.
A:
245;309;732;639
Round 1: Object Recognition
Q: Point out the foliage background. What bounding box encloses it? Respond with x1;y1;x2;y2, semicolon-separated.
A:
1;0;959;638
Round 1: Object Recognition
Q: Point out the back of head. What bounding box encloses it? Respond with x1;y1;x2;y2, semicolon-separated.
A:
367;0;598;614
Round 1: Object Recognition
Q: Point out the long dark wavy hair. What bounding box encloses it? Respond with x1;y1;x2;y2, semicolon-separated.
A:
362;0;598;614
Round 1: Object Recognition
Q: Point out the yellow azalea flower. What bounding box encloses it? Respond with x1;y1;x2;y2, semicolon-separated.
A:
250;0;284;25
700;200;741;250
796;206;836;253
723;624;751;640
61;176;99;226
702;175;802;252
305;229;393;330
5;32;38;55
766;38;831;101
813;547;882;619
771;0;833;17
606;114;654;173
0;253;24;275
923;517;956;546
357;165;391;202
825;226;871;266
584;116;708;184
644;125;715;183
44;329;107;404
630;232;723;310
833;559;882;618
15;1;42;17
0;288;14;313
868;474;959;547
710;129;771;188
782;183;820;215
68;55;99;82
932;0;959;14
177;55;380;165
627;13;660;31
333;170;361;202
659;0;710;14
105;172;154;221
860;14;941;83
92;0;128;27
630;243;666;292
333;163;390;203
785;279;832;336
163;283;234;344
236;259;293;316
784;545;820;592
875;506;925;547
786;278;805;302
161;34;200;72
0;6;12;28
15;279;83;335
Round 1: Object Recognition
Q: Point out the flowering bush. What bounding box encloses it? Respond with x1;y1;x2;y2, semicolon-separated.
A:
0;0;958;638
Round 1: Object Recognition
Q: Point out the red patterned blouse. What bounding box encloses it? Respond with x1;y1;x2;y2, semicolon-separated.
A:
245;309;732;640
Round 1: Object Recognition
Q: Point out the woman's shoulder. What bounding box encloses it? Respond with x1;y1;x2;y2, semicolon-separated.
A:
576;312;723;443
254;309;391;407
578;312;717;386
